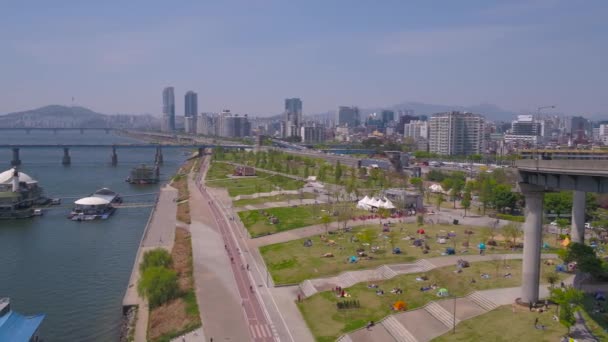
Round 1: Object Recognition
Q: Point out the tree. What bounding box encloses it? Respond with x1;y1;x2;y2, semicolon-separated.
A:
545;191;573;219
357;228;377;251
388;230;400;250
140;249;173;273
558;242;605;279
480;226;497;244
556;218;569;242
321;214;331;234
450;179;464;209
546;272;560;289
501;223;523;248
492;184;517;213
304;165;309;179
435;193;445;211
479;178;495;215
550;286;584;335
462;189;472;217
335;161;343;184
137;266;179;308
378;208;390;219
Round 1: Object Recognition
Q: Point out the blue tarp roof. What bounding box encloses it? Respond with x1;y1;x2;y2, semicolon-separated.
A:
0;311;45;342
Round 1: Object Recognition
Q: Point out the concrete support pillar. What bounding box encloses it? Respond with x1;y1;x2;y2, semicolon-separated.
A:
156;147;163;164
62;147;71;165
520;184;544;304
571;190;586;244
111;146;118;166
11;148;21;166
198;147;204;157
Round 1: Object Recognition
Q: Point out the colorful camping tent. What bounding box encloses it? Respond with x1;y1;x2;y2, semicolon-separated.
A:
437;288;449;297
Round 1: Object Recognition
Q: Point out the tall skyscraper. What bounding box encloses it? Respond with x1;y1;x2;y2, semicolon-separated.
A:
284;98;303;138
162;87;175;132
428;111;484;156
337;106;360;128
185;91;198;117
184;91;198;134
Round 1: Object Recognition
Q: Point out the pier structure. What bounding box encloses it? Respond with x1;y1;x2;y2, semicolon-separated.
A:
10;148;21;166
62;148;71;165
111;146;118;166
154;146;163;165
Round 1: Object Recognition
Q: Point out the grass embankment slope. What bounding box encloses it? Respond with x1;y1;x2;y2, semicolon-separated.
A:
298;260;565;342
147;158;201;342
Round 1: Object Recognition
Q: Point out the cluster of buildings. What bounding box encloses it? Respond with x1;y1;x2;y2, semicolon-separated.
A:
160;86;606;155
161;87;251;139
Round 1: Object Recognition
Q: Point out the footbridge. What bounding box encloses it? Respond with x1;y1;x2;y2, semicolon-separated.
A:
516;158;608;304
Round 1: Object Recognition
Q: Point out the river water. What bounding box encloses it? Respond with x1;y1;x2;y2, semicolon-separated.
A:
0;130;187;341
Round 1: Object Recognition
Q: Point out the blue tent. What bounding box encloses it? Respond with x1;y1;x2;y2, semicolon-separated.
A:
478;243;486;250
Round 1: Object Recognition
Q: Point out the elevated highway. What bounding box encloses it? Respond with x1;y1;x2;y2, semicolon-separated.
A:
515;158;608;304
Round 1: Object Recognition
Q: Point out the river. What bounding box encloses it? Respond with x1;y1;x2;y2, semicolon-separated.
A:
0;130;187;341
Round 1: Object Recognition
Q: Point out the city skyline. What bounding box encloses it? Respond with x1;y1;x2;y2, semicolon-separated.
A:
1;1;607;117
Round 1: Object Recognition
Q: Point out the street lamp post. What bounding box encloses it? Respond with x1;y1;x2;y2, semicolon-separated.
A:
453;295;457;334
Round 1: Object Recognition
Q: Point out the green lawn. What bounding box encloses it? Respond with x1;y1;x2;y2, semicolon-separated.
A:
232;192;317;207
433;305;564;342
260;222;560;285
206;162;304;197
298;260;566;342
238;204;339;237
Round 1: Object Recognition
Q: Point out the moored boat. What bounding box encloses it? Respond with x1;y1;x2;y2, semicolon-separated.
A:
68;196;115;221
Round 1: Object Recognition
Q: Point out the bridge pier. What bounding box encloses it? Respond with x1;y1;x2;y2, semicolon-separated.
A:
11;148;21;166
155;147;163;165
62;147;71;165
571;190;587;243
198;147;203;157
111;146;118;166
520;184;544;304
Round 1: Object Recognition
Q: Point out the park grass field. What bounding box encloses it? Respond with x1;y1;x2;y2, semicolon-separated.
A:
432;305;564;342
298;260;565;342
238;204;338;237
205;162;304;197
260;222;560;285
232;192;316;207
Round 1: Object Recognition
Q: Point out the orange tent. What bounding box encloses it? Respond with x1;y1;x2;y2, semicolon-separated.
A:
393;301;407;311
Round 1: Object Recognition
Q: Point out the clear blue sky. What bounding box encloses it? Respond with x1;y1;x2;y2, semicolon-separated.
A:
1;0;606;117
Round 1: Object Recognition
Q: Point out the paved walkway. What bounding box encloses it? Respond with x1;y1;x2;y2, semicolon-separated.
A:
188;160;252;341
122;184;178;342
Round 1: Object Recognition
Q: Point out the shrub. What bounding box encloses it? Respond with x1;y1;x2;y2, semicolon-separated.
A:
496;214;525;222
140;249;173;273
138;266;179;308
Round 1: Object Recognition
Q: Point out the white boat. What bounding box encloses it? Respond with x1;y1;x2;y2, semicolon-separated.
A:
33;209;43;216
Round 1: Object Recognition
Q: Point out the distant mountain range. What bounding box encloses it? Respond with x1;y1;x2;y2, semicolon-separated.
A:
0;105;159;129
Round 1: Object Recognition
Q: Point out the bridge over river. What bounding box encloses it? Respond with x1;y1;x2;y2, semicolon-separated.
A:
515;158;608;304
3;143;252;166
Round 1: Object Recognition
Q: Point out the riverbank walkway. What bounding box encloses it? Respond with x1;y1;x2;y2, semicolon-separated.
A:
122;184;177;342
187;158;259;341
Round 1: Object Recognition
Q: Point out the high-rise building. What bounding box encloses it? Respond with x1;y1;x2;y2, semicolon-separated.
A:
184;91;198;134
162;87;175;132
337;106;360;128
570;116;591;142
301;124;325;144
381;110;395;126
284;98;303;138
428;111;484;156
196;113;209;136
218;110;251;138
403;120;428;139
504;115;542;144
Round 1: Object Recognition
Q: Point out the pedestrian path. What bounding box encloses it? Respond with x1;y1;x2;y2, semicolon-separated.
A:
300;253;558;298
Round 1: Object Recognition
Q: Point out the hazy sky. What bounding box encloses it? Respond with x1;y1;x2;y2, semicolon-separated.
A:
1;0;606;117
